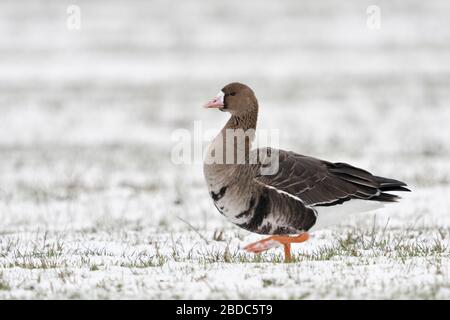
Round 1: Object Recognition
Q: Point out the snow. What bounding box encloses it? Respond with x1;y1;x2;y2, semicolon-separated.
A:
0;0;450;299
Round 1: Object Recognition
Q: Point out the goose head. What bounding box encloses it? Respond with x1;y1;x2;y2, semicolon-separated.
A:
204;82;258;117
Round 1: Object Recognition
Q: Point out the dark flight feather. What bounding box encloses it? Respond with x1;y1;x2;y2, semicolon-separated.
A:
255;149;410;208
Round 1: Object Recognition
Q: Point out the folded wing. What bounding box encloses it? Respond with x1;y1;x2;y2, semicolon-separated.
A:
255;149;410;207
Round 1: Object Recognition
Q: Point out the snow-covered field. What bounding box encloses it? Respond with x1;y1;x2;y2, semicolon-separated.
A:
1;0;450;299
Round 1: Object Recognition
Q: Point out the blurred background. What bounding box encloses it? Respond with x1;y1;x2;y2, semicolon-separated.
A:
1;0;449;230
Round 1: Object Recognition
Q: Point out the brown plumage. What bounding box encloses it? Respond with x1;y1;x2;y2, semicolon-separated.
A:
203;82;410;262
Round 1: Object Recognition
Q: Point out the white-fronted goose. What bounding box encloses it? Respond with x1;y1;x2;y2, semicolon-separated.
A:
203;82;410;262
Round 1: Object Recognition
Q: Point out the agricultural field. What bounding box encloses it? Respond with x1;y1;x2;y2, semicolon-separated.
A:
0;0;449;299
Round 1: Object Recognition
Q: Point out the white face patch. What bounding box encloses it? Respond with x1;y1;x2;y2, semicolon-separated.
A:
216;91;224;104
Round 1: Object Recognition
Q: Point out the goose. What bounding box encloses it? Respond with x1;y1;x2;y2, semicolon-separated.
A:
203;82;410;262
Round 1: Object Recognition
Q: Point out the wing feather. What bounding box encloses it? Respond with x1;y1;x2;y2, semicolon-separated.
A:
255;149;410;206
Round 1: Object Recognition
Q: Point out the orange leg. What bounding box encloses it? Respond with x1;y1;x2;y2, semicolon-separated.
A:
244;233;310;262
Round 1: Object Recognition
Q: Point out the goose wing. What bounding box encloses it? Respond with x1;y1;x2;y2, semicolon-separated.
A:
254;149;410;207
